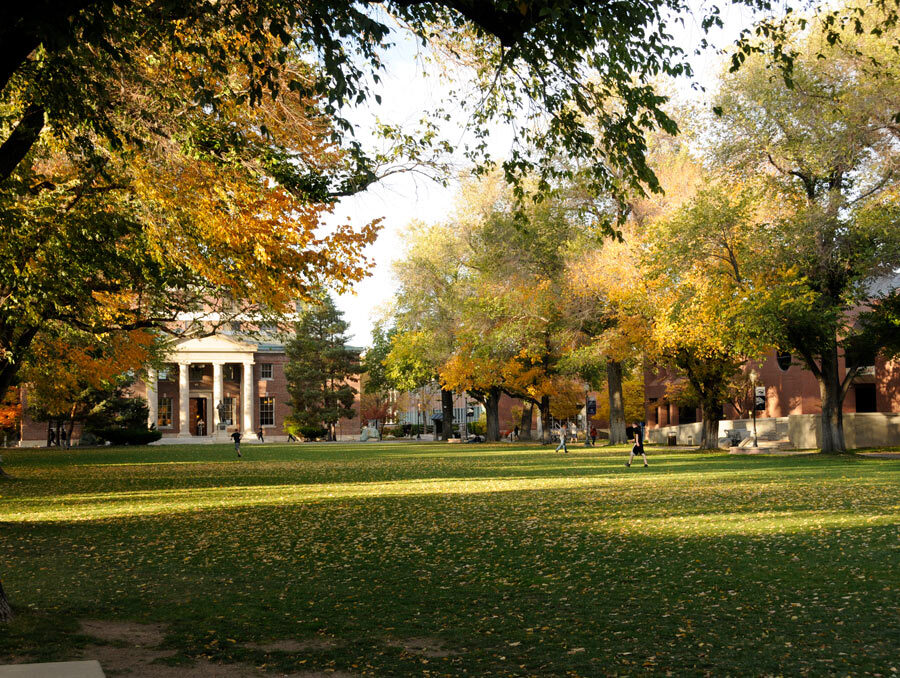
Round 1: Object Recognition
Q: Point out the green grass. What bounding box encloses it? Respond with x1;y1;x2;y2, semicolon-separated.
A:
1;442;898;676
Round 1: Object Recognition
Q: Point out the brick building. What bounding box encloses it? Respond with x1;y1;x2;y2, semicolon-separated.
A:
643;349;900;448
19;332;361;445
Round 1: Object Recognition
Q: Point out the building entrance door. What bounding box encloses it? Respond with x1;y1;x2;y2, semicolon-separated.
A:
189;397;208;436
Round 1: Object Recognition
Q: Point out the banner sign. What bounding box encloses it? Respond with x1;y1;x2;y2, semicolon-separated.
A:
754;386;766;411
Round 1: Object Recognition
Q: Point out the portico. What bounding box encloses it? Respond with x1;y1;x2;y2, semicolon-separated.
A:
145;335;258;439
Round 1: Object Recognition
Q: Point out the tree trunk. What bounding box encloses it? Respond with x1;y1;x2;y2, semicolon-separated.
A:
607;359;627;445
519;401;533;440
46;421;53;447
699;403;720;450
485;388;501;442
0;578;12;622
0;103;45;184
818;344;847;454
441;389;455;440
539;395;551;444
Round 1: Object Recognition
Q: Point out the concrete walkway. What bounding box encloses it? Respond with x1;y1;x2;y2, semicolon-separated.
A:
0;661;104;677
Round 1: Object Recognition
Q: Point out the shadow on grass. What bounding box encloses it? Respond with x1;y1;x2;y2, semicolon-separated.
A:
2;485;898;675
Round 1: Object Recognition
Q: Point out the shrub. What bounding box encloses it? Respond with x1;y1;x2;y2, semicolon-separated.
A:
381;426;401;438
470;413;487;436
77;431;105;447
299;425;327;441
86;396;150;432
95;428;162;446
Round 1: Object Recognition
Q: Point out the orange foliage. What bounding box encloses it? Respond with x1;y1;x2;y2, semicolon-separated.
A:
22;330;156;417
0;388;21;430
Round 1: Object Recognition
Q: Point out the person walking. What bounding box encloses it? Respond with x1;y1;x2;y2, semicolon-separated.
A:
513;424;519;442
590;426;598;446
231;429;243;457
626;420;648;467
286;431;298;442
256;427;265;443
555;423;568;454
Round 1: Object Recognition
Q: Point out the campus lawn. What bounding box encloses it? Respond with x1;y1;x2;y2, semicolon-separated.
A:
0;443;898;676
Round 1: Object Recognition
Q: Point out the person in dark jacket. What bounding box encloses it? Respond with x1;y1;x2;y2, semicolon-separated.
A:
626;420;648;467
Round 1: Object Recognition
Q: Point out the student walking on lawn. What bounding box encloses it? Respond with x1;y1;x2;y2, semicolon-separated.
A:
555;423;568;454
626;420;648;467
231;430;243;457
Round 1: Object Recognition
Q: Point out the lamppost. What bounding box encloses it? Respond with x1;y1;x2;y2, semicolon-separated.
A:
583;383;595;447
750;368;759;448
461;394;468;441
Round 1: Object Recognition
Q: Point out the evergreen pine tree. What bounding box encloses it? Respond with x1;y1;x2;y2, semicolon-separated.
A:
284;295;360;441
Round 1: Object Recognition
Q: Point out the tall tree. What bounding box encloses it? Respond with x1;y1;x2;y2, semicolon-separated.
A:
0;35;379;402
387;220;468;440
284;295;360;441
360;324;399;435
711;10;900;452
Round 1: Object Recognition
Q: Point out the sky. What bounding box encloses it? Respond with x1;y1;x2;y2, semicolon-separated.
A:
330;3;765;347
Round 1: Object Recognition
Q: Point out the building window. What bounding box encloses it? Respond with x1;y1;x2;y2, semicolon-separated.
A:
260;363;273;380
678;406;697;425
224;364;240;381
648;398;658;425
189;365;206;381
259;397;275;426
776;351;792;372
158;397;173;428
855;383;877;413
157;366;171;381
223;397;234;425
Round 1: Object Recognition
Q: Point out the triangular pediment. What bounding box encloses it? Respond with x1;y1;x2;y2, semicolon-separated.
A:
167;333;259;362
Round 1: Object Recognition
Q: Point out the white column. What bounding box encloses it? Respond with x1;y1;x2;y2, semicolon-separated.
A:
146;367;158;430
178;362;191;437
213;362;224;430
242;360;254;434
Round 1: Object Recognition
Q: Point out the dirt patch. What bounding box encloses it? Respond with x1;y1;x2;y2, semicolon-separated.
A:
2;656;37;664
80;619;167;647
83;644;176;674
386;637;457;658
83;645;310;678
245;638;340;653
77;620;358;676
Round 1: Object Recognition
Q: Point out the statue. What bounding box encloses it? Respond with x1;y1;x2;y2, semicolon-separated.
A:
216;400;227;426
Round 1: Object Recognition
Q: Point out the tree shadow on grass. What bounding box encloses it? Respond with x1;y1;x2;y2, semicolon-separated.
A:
2;485;898;676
